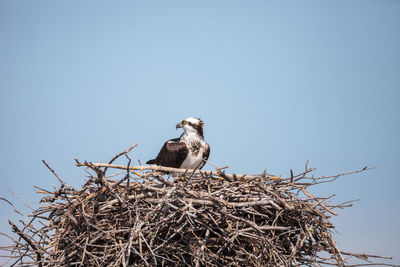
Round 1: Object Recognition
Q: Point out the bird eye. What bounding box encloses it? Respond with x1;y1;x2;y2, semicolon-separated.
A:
182;120;187;125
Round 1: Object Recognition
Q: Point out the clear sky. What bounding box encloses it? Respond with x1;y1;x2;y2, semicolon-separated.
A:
1;0;399;265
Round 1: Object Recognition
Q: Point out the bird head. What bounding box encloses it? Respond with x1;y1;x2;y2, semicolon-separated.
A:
176;117;204;137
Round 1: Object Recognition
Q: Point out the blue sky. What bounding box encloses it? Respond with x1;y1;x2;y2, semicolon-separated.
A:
1;0;399;264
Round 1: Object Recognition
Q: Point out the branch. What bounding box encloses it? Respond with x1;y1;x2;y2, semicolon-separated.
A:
74;161;275;181
9;220;42;267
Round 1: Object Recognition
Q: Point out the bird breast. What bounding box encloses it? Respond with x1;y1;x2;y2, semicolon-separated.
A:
179;141;206;169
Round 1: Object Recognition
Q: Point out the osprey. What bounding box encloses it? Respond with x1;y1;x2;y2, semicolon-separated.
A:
146;117;210;170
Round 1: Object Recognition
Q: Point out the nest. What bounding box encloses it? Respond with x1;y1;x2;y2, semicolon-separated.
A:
0;146;393;266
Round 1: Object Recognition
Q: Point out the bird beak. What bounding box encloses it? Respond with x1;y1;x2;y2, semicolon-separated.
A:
176;123;182;129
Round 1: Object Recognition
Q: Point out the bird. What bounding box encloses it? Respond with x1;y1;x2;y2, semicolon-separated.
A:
146;117;210;170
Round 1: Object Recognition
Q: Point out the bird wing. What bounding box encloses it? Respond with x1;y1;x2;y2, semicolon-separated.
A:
154;138;188;168
199;142;210;169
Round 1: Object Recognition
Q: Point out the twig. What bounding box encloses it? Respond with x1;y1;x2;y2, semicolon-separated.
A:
42;160;72;190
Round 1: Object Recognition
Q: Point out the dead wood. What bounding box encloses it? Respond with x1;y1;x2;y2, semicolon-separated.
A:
0;146;396;267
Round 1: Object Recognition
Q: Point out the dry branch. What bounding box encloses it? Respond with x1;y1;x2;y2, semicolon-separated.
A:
0;147;396;267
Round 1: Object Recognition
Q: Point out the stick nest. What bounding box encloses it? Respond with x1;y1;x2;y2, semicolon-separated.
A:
0;146;393;266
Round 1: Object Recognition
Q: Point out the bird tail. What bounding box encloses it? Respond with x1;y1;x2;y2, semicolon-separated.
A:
146;159;156;164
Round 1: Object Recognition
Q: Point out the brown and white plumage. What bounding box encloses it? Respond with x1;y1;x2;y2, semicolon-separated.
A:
146;117;210;169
